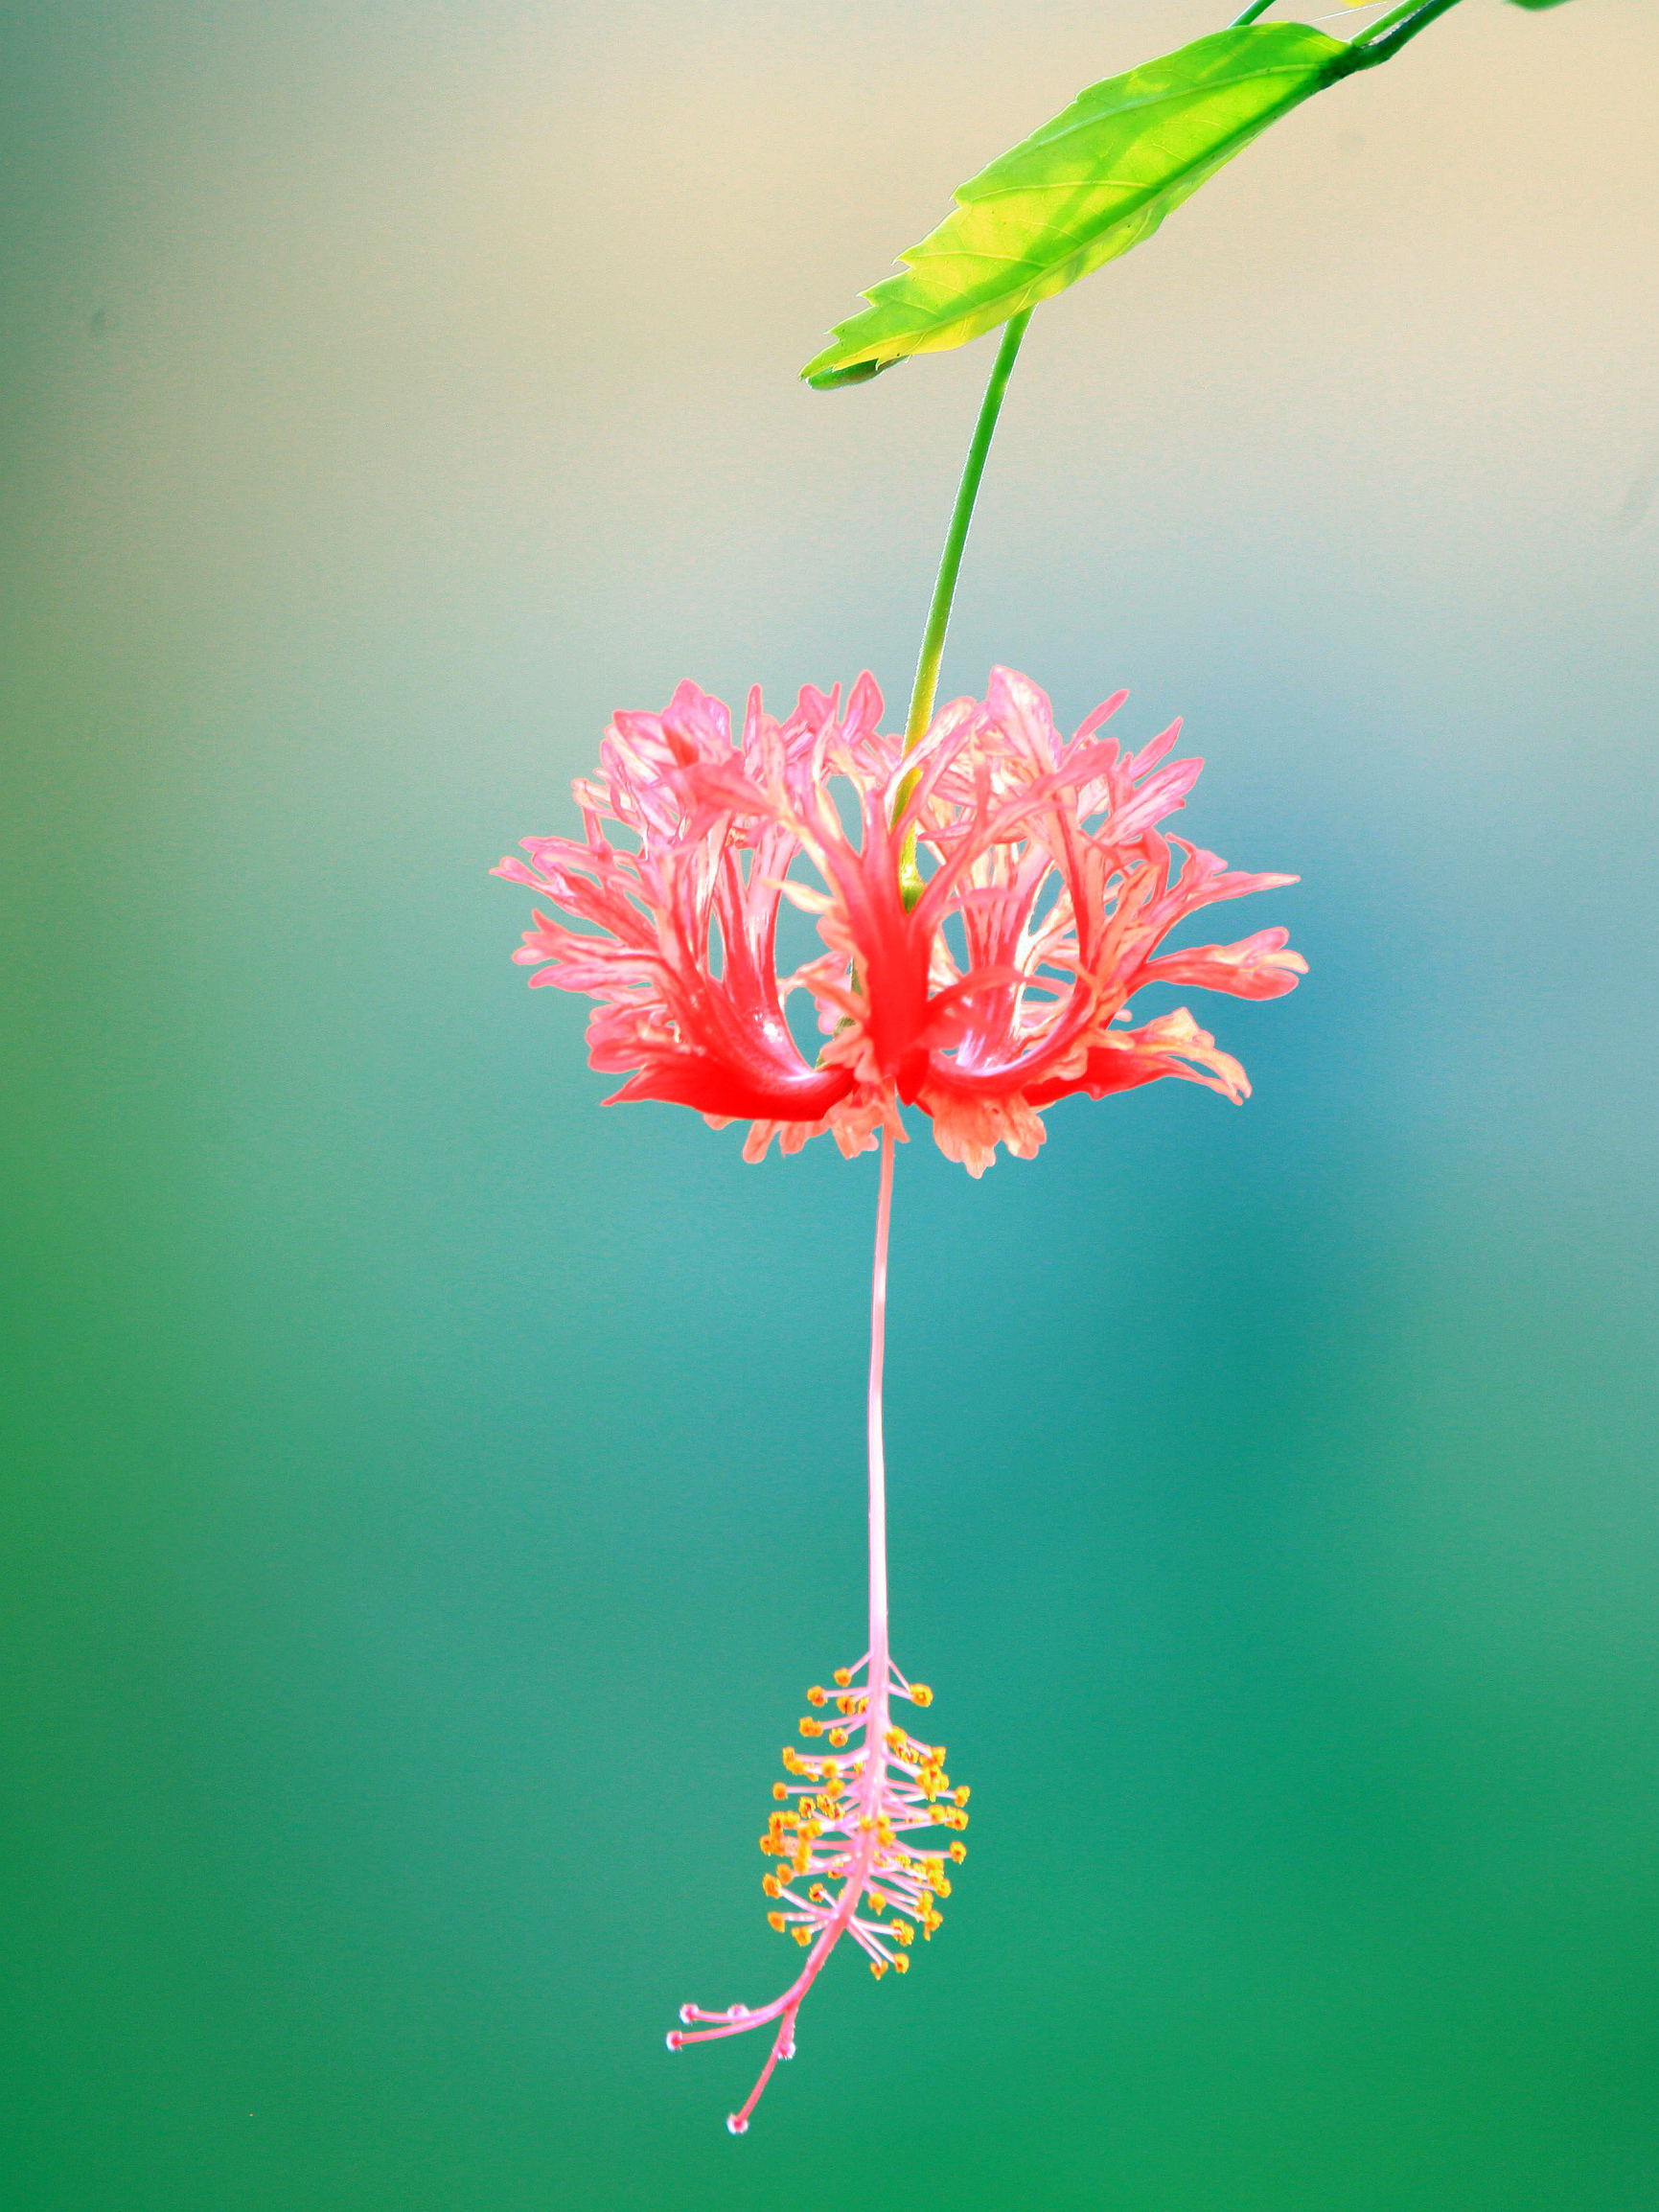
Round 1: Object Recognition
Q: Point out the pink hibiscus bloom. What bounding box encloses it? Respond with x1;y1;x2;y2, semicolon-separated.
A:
495;667;1304;1174
494;667;1304;2125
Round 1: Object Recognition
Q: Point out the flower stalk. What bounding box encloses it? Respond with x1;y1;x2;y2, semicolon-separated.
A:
902;311;1033;759
896;311;1031;902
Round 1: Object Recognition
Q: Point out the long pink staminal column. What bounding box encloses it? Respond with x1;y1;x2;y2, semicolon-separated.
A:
865;1122;894;1756
667;1129;965;2131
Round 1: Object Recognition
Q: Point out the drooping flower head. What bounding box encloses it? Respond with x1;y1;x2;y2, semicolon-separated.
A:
495;667;1304;1172
494;666;1304;2126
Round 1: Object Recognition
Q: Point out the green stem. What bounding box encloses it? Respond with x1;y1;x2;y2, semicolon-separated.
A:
897;0;1273;764
1238;0;1469;72
1347;0;1466;64
900;308;1032;760
892;310;1030;904
1348;0;1423;40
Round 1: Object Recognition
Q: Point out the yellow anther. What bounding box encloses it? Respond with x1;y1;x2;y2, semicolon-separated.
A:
837;1695;856;1717
799;1717;822;1738
827;1729;848;1749
793;1926;812;1947
794;1847;810;1875
759;1835;777;1855
858;1816;875;1833
949;1842;966;1863
869;1960;887;1980
894;1921;913;1945
892;1952;910;1973
767;1911;786;1933
910;1685;933;1708
916;1890;934;1913
833;1669;851;1689
772;1782;789;1801
762;1874;781;1898
955;1786;970;1807
781;1747;801;1772
934;1876;952;1898
806;1686;827;1707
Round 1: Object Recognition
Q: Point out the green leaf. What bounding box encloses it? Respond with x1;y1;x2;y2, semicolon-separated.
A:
802;22;1356;390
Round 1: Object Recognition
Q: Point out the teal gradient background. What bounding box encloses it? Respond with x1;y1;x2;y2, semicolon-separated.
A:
4;3;1656;2204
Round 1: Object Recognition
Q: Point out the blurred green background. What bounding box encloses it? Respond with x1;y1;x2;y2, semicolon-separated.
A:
3;2;1655;2205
